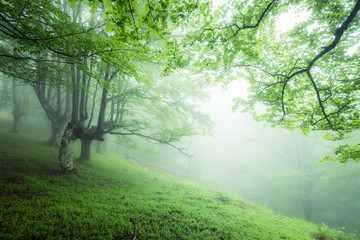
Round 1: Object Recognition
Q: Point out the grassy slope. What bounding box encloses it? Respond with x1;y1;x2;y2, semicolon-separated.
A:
0;132;357;240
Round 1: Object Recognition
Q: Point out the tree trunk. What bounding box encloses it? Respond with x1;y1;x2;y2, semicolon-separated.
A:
46;121;63;147
11;113;20;133
79;138;92;160
79;58;88;122
71;64;80;123
59;122;78;173
11;79;21;133
0;78;9;110
96;140;103;154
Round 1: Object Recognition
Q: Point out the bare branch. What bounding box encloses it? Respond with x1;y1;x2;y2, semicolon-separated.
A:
108;127;192;157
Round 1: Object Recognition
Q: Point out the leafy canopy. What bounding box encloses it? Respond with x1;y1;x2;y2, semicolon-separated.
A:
188;0;360;163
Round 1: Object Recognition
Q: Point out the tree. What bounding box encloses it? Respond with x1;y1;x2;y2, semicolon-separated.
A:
58;59;212;172
0;74;10;111
52;0;213;173
189;0;360;164
11;79;28;133
1;0;201;172
33;58;71;146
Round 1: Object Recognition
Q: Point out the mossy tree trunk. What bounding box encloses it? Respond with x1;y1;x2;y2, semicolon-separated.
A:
59;122;79;173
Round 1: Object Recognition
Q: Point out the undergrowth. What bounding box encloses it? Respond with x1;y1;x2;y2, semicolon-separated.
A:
0;131;357;240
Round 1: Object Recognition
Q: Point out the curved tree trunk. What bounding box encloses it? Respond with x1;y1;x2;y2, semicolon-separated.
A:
79;138;92;160
59;122;78;173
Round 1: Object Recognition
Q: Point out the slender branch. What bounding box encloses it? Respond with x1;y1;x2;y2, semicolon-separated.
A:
108;128;192;157
311;101;351;128
309;0;360;69
280;45;312;119
191;0;277;45
306;71;334;129
29;24;106;41
232;64;288;78
0;13;105;41
0;54;74;64
234;1;360;130
239;0;359;129
304;0;360;129
128;0;138;36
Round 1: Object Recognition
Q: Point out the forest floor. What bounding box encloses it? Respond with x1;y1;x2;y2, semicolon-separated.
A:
0;129;358;239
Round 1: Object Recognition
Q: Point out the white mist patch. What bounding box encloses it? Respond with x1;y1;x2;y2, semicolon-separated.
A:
203;80;249;114
226;80;249;99
276;8;311;33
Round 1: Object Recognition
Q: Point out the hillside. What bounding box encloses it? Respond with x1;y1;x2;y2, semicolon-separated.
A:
0;131;357;240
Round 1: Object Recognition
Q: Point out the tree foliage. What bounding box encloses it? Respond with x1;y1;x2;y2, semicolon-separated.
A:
0;0;214;172
189;0;360;163
3;0;359;166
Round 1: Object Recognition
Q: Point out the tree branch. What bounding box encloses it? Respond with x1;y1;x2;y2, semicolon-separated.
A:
128;0;138;37
0;53;74;64
308;0;360;69
191;0;277;45
239;0;360;130
108;128;192;157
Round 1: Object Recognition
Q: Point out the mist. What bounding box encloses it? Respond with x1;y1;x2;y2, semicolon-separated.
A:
2;76;359;236
123;81;360;235
1;0;360;239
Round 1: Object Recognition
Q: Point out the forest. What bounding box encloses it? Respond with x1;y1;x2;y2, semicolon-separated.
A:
0;0;360;239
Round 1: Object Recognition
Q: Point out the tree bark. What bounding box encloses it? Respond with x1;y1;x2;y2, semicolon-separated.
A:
59;122;78;173
96;140;103;154
79;58;88;122
11;79;26;133
11;113;20;133
71;64;79;123
79;138;92;160
46;121;64;147
96;70;109;136
0;78;9;110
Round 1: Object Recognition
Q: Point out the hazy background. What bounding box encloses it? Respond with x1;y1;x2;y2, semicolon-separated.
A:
1;75;359;236
1;0;359;237
121;80;360;236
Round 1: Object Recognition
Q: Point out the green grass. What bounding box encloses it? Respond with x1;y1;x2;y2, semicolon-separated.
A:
0;132;357;240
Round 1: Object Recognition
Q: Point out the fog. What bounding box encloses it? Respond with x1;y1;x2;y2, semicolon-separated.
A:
1;70;359;236
121;81;360;235
1;71;359;236
1;0;359;237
